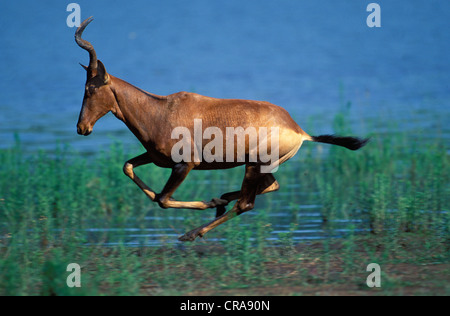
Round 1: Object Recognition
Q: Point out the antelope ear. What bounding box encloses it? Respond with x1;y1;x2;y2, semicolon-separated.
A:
97;60;110;84
79;63;89;71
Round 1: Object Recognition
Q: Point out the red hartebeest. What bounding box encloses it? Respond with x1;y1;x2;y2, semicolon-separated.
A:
75;17;368;241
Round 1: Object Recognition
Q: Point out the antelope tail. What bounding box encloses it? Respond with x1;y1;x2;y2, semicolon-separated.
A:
304;134;369;151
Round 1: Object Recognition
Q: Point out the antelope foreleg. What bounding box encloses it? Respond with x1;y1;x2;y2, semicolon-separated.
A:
156;163;228;210
123;153;157;201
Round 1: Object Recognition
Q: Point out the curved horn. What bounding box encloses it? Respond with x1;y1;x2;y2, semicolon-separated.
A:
75;17;97;73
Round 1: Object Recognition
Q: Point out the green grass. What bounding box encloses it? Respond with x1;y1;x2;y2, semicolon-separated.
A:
0;111;449;295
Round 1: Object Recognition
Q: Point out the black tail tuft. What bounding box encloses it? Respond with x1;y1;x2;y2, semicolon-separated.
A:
311;134;369;151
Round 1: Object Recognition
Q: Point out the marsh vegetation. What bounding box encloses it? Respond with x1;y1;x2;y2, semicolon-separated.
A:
0;112;448;295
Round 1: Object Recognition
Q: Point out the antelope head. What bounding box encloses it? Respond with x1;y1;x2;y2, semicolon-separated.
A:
75;17;116;136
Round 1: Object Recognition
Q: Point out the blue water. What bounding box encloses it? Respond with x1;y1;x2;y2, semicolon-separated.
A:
1;0;449;153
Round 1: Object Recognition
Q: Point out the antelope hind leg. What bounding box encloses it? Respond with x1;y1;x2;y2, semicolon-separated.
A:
179;164;268;241
214;173;279;218
179;202;241;241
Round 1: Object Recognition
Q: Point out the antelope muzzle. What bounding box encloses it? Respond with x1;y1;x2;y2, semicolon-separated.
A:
77;123;92;136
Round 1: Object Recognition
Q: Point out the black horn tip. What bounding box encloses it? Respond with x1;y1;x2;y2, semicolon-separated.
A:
81;16;94;28
75;16;94;37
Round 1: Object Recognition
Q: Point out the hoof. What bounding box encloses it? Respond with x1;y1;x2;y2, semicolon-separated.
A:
178;229;203;242
210;198;228;208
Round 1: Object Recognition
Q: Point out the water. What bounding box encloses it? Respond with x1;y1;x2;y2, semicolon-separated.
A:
1;1;449;245
83;206;370;247
1;1;449;152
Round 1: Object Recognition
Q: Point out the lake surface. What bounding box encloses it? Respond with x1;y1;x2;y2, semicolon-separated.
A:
84;208;369;247
0;1;449;245
1;1;449;153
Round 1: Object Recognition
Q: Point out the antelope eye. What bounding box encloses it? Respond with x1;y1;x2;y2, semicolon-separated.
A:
87;85;97;95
